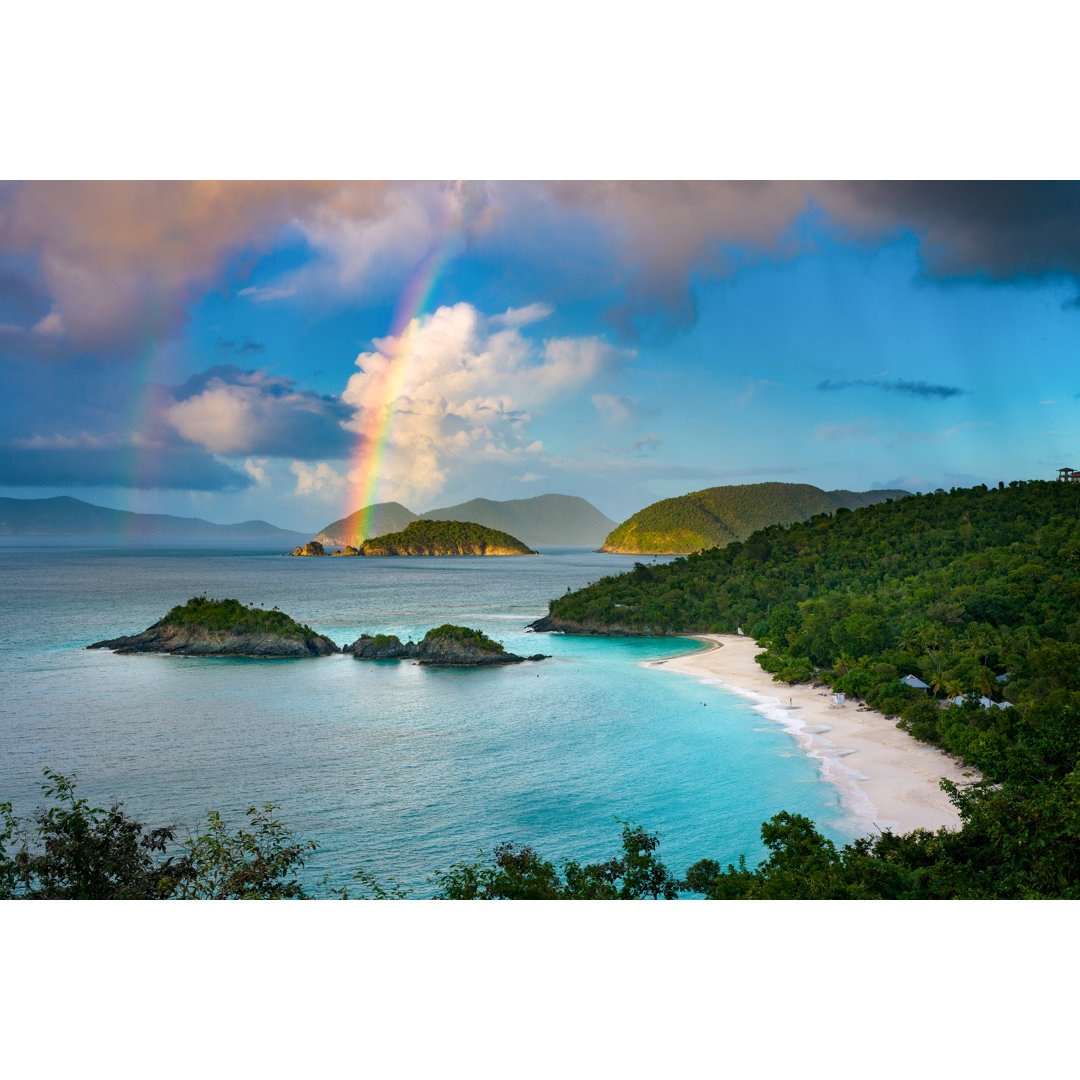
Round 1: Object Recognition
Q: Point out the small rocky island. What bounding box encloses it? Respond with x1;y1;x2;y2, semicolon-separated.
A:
87;596;340;657
286;519;538;557
345;624;549;666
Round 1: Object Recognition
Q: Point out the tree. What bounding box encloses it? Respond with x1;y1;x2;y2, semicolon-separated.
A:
1;772;320;900
174;804;318;899
430;821;681;900
0;769;183;899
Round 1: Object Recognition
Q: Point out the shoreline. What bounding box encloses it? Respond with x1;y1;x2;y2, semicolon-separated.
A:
650;634;977;836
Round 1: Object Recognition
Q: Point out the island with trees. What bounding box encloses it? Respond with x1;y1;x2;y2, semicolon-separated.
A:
346;624;548;665
87;596;340;657
287;519;537;557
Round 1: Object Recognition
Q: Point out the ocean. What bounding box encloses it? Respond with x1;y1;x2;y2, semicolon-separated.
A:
0;538;859;894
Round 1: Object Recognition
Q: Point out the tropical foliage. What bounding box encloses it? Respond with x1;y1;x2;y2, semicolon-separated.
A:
160;595;318;641
422;624;506;654
0;771;318;899
360;519;536;555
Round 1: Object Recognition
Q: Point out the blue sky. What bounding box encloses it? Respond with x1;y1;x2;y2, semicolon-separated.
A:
2;180;1079;530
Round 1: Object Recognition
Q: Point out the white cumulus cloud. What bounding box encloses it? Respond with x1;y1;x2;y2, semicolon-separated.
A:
290;461;345;496
340;301;629;505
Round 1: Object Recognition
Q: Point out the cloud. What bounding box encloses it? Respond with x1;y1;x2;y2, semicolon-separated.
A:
632;432;662;454
814;419;882;444
282;181;494;308
819;181;1080;287
737;379;781;408
816;378;966;399
218;336;265;354
289;460;345;496
340;301;630;505
11;431;124;450
591;393;635;424
815;418;991;447
0;181;390;349
489;302;553;328
237;285;298;303
31;310;64;336
243;458;270;486
165;366;354;459
5;181;1080;364
512;472;546;483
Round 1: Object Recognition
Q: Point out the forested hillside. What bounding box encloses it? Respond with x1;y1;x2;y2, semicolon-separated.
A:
600;482;909;553
547;479;1080;761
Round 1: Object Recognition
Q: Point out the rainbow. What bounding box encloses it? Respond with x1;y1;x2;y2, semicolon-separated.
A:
341;232;461;545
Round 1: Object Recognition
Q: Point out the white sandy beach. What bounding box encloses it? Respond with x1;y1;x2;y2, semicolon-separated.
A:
652;634;977;836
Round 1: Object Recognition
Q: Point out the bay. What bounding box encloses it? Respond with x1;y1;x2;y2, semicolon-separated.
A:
0;538;858;893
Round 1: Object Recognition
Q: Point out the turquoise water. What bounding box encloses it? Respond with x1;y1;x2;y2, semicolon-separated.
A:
0;539;858;892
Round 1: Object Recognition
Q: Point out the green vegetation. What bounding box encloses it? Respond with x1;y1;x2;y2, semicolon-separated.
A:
423;624;506;654
360;519;536;555
601;482;909;553
429;821;679;899
160;596;317;641
361;633;404;651
1;770;316;899
7;756;1080;898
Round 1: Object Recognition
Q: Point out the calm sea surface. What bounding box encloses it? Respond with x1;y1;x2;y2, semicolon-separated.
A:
0;538;859;893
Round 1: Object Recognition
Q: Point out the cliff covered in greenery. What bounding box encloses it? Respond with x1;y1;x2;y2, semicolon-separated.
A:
600;482;910;554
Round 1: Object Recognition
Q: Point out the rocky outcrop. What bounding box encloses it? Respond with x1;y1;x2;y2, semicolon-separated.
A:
345;624;550;666
88;622;340;657
287;541;328;557
344;634;418;659
527;614;663;637
331;545;360;556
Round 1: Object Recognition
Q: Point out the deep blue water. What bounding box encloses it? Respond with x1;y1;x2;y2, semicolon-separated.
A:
0;538;858;893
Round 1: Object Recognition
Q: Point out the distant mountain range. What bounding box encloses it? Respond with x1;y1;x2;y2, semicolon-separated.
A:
313;502;421;548
601;483;911;554
0;496;307;542
315;494;617;548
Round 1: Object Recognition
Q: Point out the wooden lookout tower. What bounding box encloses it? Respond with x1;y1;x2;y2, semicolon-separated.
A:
1057;467;1080;482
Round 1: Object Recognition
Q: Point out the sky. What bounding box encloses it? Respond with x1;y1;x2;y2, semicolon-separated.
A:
2;179;1079;531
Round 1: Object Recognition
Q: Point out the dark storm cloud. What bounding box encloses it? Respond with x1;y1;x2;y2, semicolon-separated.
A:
829;181;1080;284
817;378;966;399
0;446;252;490
544;181;1080;341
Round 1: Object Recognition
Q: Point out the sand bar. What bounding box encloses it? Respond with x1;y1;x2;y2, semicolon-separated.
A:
651;634;978;836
